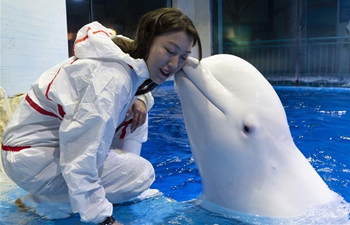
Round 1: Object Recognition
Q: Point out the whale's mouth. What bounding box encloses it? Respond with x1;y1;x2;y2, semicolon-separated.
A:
176;63;233;115
175;69;226;114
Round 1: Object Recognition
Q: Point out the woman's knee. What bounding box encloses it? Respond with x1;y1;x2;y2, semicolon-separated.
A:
101;150;155;202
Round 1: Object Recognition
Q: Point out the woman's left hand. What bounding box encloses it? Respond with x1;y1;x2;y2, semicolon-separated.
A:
126;99;147;133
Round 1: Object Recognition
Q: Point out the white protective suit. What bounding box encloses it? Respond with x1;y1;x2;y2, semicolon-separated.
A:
1;22;155;223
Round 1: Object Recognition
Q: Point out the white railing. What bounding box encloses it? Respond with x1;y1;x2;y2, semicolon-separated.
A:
224;36;350;87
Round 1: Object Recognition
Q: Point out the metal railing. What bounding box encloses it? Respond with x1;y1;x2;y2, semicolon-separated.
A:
223;36;350;87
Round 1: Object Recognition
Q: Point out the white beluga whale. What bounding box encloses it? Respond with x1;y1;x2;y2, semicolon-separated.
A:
174;54;343;219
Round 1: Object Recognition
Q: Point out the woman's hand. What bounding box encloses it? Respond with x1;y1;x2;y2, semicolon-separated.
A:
126;99;147;133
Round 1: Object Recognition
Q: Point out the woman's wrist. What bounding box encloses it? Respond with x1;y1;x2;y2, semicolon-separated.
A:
98;216;116;225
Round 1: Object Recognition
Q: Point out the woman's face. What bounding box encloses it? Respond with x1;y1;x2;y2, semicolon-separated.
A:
146;30;194;84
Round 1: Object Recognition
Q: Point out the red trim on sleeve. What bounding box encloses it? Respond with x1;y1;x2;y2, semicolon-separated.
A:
70;58;79;64
1;144;31;152
118;119;133;139
43;58;77;119
25;95;62;120
57;104;66;118
45;67;63;101
45;58;78;101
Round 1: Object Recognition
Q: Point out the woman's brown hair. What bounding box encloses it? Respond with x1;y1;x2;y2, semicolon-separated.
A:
112;7;202;61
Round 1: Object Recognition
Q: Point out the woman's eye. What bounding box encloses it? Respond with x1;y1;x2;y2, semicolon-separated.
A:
166;48;174;54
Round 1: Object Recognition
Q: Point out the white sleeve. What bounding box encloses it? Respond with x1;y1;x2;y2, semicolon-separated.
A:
110;92;154;154
57;66;130;223
136;91;154;112
111;113;149;155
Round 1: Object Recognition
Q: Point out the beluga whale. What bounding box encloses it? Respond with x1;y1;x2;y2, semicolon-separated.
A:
174;54;346;219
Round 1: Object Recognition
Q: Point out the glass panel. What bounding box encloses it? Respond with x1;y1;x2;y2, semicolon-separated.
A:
66;0;91;57
213;0;350;87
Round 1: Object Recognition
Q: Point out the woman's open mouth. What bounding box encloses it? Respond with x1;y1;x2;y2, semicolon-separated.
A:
160;69;171;78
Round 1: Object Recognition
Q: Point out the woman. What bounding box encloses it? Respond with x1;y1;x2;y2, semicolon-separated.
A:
1;7;202;225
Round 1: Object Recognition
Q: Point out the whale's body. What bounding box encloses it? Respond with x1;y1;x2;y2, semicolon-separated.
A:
174;54;338;218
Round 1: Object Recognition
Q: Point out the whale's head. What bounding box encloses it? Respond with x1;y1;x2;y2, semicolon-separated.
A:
174;54;336;218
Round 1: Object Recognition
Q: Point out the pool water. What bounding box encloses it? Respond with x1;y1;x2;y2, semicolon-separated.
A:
0;82;349;224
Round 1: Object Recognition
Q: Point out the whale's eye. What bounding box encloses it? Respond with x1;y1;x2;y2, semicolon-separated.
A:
243;120;256;134
243;125;250;133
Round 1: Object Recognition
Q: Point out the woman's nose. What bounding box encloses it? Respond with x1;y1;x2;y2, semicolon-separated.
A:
168;55;179;70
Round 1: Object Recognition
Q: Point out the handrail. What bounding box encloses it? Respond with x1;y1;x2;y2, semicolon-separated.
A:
221;35;350;87
224;36;350;47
